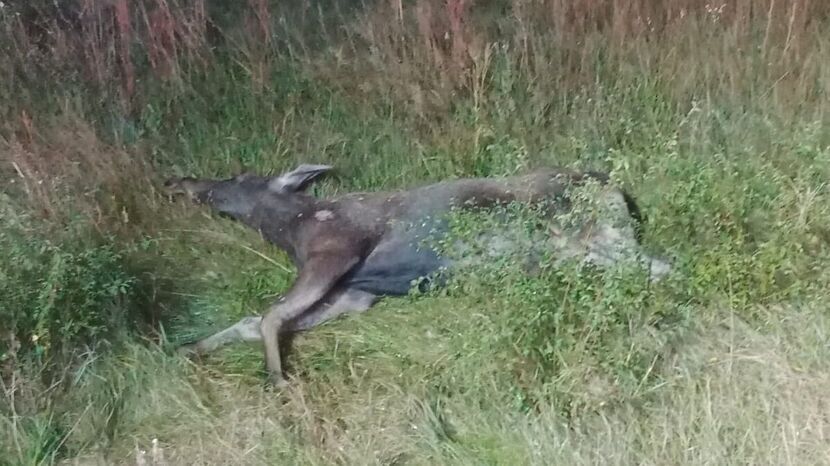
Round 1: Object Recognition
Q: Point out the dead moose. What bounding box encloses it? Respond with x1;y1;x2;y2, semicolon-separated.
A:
164;165;671;387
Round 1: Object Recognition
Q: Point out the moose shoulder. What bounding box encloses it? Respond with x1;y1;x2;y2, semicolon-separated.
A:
164;165;671;387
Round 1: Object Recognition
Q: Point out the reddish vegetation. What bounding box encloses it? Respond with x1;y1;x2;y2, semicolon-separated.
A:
7;113;152;230
5;0;827;96
447;0;472;72
143;1;178;80
247;0;272;44
114;0;134;102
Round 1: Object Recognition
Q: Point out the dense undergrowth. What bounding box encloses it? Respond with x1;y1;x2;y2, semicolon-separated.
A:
1;0;829;464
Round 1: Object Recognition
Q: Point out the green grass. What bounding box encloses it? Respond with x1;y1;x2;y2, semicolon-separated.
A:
2;1;830;464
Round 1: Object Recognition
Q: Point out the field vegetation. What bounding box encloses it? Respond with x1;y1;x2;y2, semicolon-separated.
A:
1;0;829;464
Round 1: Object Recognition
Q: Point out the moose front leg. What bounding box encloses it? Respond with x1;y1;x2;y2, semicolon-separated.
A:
177;316;263;356
260;253;360;387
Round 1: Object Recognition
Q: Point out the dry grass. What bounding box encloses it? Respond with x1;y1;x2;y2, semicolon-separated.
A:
6;1;827;116
43;304;830;466
0;115;157;234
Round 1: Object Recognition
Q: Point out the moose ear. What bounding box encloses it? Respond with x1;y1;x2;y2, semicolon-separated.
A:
269;164;333;192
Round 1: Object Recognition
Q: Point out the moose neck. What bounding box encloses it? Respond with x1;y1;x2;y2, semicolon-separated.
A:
242;191;319;264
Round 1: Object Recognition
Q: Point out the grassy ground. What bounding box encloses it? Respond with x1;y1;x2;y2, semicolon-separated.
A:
2;1;830;464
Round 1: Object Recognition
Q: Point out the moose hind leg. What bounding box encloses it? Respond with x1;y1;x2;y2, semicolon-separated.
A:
177;289;376;358
583;223;637;265
582;222;673;282
644;255;672;282
286;288;376;332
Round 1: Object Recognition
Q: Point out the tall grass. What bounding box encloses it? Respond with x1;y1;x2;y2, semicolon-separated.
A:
1;0;829;464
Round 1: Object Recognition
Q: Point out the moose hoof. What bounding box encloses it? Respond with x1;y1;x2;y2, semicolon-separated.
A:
266;374;290;390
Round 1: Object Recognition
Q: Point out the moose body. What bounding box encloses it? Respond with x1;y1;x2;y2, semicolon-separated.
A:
165;165;670;387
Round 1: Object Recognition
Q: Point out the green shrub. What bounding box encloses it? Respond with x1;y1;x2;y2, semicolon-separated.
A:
0;211;137;368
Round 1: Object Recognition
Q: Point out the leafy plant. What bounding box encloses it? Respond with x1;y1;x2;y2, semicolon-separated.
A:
0;212;137;368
